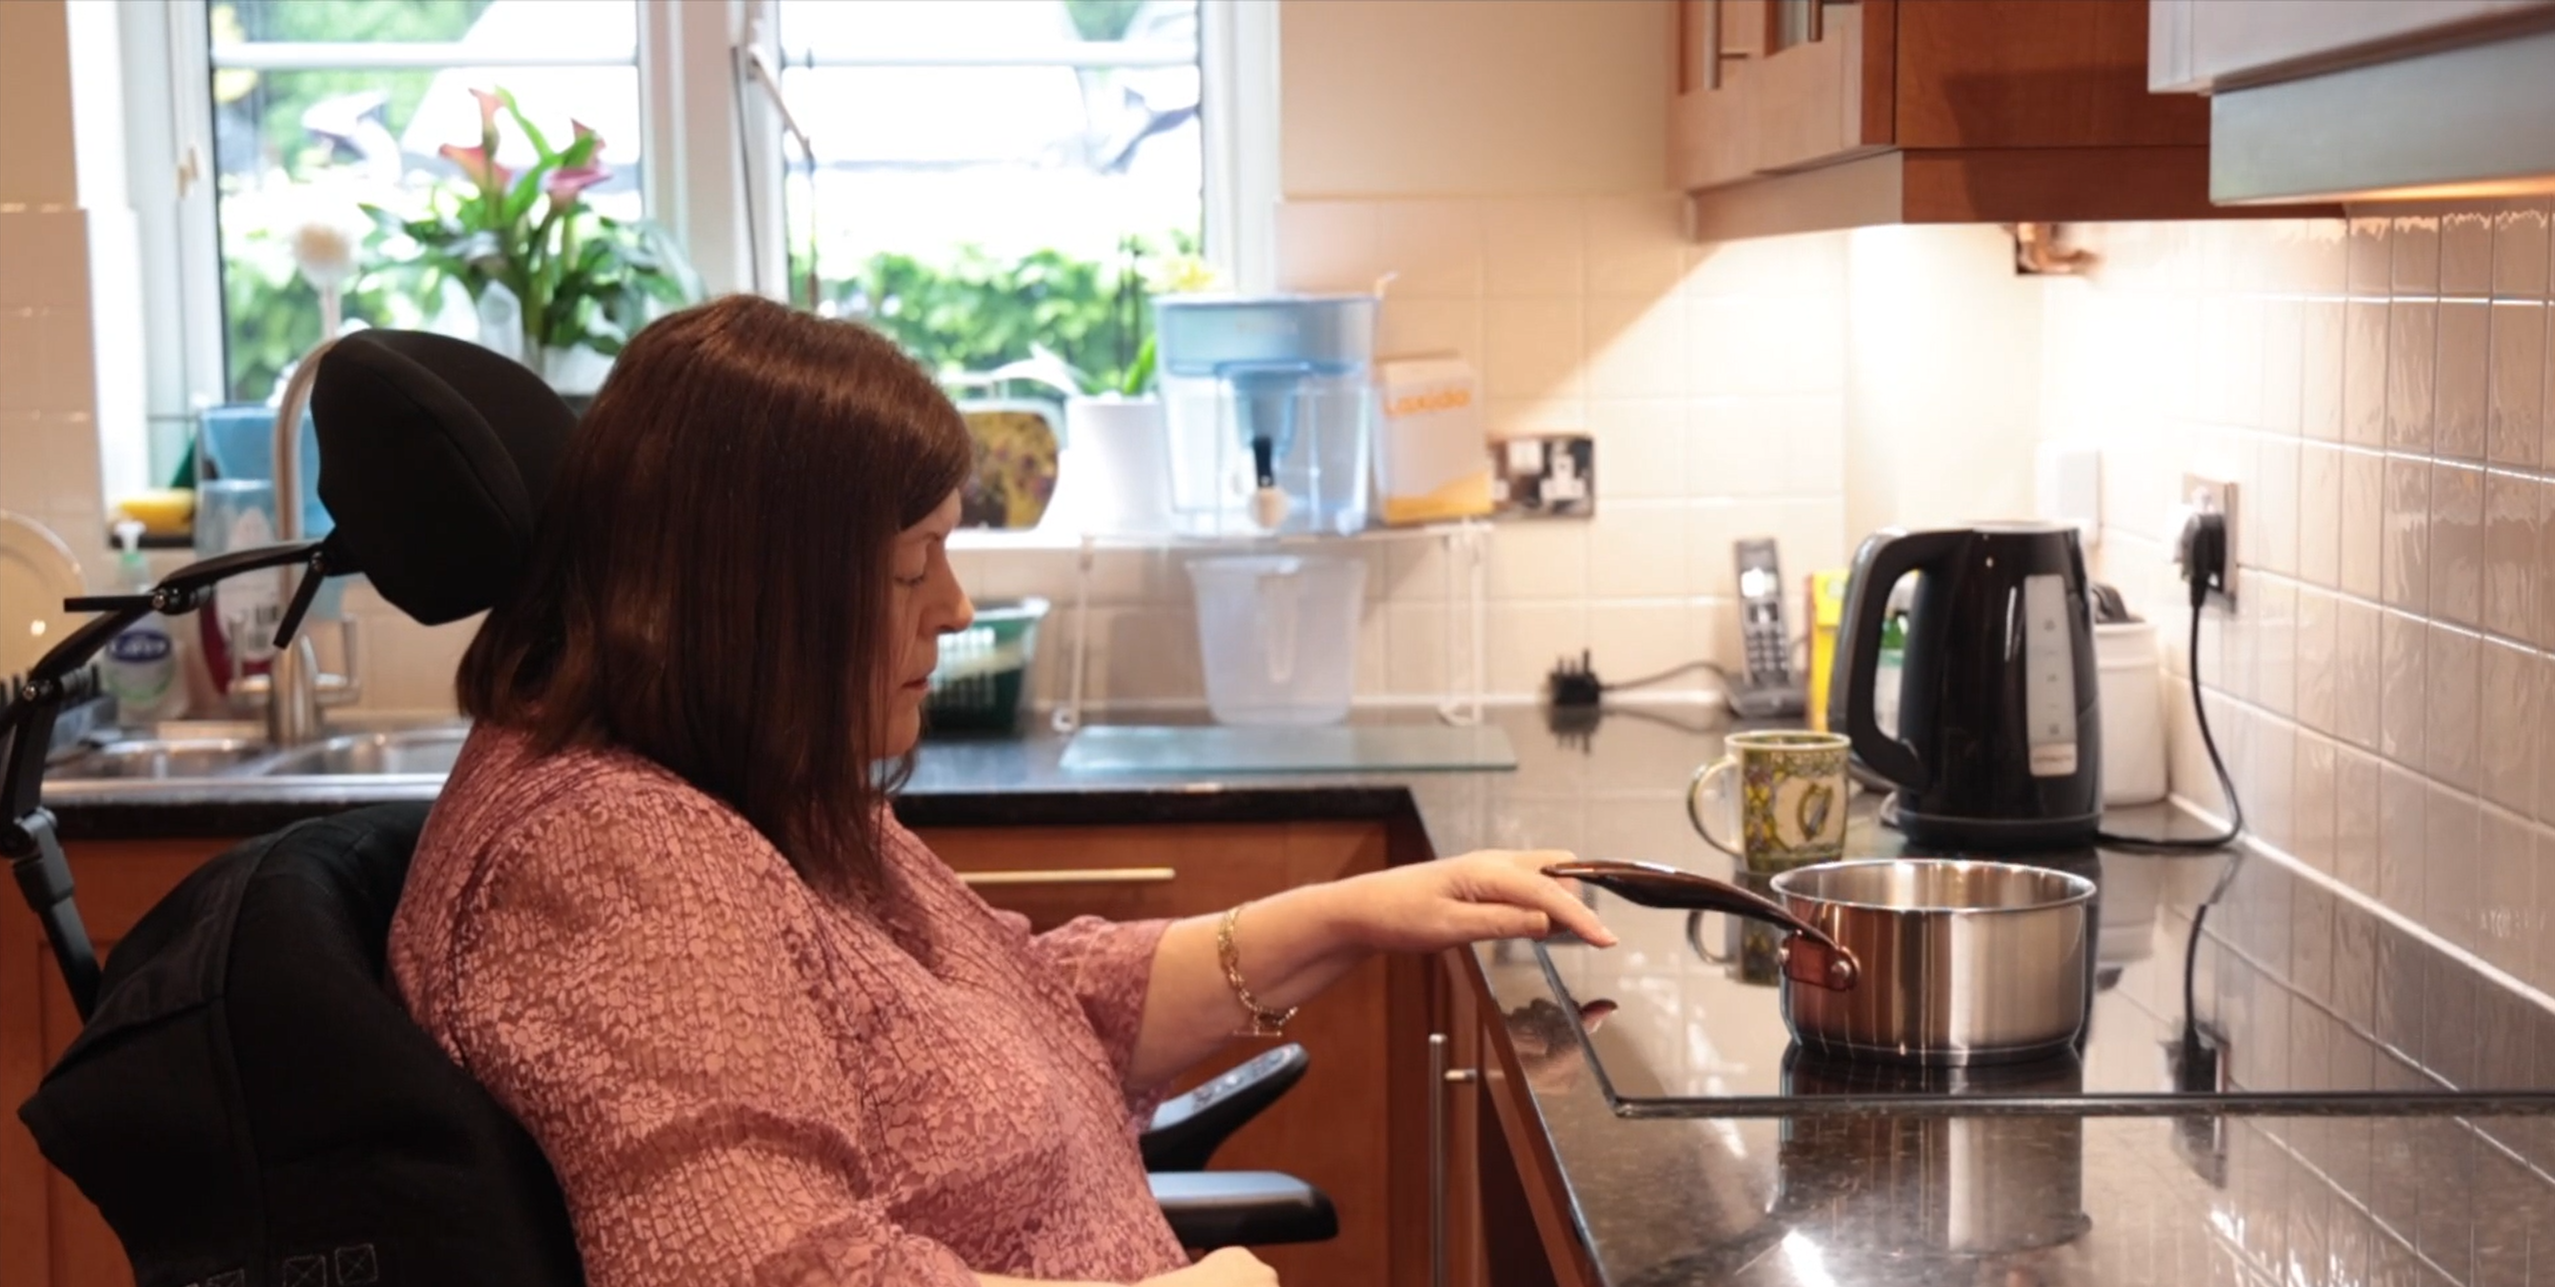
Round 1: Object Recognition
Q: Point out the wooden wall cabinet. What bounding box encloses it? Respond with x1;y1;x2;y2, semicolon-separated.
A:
1670;0;2325;240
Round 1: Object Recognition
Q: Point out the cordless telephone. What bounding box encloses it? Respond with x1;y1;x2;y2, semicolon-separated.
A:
1729;538;1807;720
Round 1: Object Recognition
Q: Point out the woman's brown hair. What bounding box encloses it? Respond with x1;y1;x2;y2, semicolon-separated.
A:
458;294;973;880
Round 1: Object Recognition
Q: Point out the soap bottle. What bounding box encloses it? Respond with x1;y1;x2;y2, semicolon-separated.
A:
101;520;185;727
1874;609;1907;741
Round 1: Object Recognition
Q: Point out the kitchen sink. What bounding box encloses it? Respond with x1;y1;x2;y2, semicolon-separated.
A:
51;738;272;780
253;728;470;778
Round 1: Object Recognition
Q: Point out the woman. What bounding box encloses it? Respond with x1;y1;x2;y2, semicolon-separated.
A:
390;295;1615;1287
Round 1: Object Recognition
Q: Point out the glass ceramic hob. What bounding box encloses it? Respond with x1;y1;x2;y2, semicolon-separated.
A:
1529;831;2555;1118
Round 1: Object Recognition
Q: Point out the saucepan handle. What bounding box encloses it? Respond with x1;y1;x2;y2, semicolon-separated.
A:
1544;859;1860;991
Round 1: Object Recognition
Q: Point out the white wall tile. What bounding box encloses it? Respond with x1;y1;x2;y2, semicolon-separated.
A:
1583;294;1684;399
2340;448;2384;599
2347;217;2393;296
2253;715;2297;852
1485;520;1587;599
2429;461;2483;627
2298;586;2338;734
2262;299;2304;435
2393;213;2442;295
2425;784;2482;951
1585;600;1698;692
2480;637;2537;817
1584;502;1690;599
2388;301;2438;454
1582;195;1686;297
0;210;88;310
1485;601;1588;696
1373;199;1485;299
2257;577;2297;719
2441;209;2495;297
2377;762;2429;915
1686;398;1788;498
2478;806;2534;978
1588;400;1686;501
1377;298;1484;363
2255;438;2299;576
2343;300;2388;448
2335;744;2383;895
2336;596;2384;752
2491;199;2551;300
2380;608;2427;766
1482;198;1583;298
2298;443;2342;588
2381;455;2430;611
1484;298;1585;401
2296;732;2338;874
2483;468;2537;641
1273;200;1381;293
2423;624;2480;793
2487;303;2543;468
1383;599;1450;697
2302;300;2345;442
2434;301;2490;460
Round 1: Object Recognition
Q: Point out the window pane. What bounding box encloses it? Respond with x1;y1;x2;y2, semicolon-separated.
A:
776;0;1204;390
215;0;634;58
208;1;639;404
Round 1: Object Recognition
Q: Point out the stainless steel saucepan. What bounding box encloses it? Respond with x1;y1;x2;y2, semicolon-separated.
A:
1546;857;2098;1066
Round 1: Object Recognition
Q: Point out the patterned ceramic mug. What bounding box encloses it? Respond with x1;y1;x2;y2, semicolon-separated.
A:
1687;730;1851;871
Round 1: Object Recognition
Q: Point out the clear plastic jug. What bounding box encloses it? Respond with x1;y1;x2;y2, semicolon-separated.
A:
1186;554;1367;725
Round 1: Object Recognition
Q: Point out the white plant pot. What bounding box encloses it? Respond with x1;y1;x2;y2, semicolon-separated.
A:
1044;395;1173;536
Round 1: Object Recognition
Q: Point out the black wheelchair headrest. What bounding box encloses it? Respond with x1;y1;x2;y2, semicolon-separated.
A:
310;330;575;625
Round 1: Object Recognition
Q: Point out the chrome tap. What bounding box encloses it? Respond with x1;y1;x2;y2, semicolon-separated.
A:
254;339;360;747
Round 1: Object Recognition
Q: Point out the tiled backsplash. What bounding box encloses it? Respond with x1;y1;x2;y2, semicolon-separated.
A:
962;198;1852;715
2039;206;2555;996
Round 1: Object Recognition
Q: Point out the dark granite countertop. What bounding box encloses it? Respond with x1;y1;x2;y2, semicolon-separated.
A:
44;706;2555;1285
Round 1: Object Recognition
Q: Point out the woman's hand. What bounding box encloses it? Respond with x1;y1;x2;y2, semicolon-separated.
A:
1330;850;1618;954
1137;1247;1279;1286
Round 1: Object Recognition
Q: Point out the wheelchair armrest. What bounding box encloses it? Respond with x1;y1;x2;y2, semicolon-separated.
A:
1149;1171;1338;1249
1140;1042;1308;1172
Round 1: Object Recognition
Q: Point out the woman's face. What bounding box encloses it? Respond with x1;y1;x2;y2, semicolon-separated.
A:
881;491;973;758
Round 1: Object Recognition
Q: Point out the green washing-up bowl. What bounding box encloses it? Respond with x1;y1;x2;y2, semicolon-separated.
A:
924;597;1050;735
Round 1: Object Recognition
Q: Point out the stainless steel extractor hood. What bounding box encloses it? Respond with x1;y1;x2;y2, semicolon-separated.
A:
2210;17;2555;204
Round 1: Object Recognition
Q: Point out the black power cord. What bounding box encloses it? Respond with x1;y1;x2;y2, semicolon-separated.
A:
2097;509;2245;854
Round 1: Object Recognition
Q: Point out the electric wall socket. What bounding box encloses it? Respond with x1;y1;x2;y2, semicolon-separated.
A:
2179;472;2237;609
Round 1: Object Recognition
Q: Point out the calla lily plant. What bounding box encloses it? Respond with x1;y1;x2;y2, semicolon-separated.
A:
366;87;697;367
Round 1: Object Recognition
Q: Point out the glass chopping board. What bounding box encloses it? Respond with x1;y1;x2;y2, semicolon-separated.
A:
1060;724;1518;774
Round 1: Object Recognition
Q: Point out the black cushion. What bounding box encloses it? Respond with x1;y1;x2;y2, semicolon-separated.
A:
18;805;585;1287
311;331;574;624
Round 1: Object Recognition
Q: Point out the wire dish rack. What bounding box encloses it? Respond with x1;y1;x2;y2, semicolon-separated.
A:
1001;521;1492;735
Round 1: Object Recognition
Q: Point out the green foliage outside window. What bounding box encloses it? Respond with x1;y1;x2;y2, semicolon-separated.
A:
215;0;494;179
836;232;1196;397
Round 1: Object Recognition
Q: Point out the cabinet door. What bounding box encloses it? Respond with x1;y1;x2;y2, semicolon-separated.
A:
2153;0;2548;92
923;821;1407;1285
3;839;236;1287
1750;0;1894;173
1669;0;1762;190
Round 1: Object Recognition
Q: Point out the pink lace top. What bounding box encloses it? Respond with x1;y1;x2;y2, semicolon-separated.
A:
390;726;1186;1286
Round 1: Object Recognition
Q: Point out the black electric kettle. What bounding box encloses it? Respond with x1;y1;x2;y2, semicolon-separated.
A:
1831;524;2101;849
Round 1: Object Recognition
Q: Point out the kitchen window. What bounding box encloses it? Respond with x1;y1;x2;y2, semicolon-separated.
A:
109;0;1271;518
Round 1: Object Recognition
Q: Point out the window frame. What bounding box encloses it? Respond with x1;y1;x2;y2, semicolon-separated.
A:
114;0;1269;515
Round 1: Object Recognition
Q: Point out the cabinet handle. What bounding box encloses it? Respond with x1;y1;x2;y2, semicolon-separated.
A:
1703;0;1723;90
1430;1032;1481;1287
1804;0;1823;44
956;867;1176;887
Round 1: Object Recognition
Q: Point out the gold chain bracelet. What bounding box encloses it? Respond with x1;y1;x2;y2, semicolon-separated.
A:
1216;903;1298;1037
